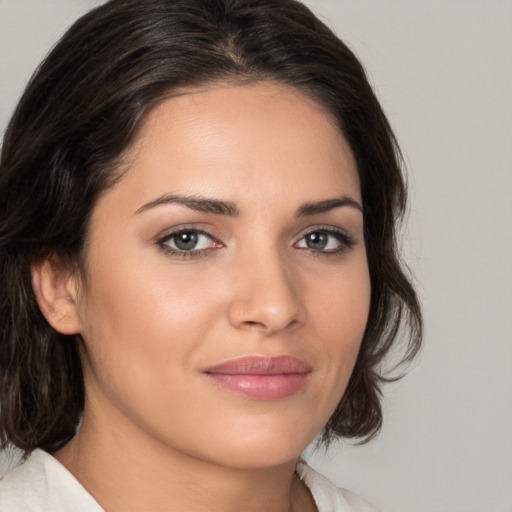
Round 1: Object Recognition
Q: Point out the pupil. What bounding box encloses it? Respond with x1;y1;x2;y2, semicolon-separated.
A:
175;231;198;251
307;232;327;250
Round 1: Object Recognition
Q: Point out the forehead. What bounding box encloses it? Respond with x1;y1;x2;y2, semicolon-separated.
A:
99;81;360;215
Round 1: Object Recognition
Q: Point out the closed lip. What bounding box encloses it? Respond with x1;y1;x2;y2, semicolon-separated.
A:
203;355;312;400
203;355;313;375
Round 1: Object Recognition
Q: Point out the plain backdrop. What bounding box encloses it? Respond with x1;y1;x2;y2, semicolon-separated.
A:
1;1;511;511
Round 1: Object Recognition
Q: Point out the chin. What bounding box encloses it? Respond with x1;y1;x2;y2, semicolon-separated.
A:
195;424;319;471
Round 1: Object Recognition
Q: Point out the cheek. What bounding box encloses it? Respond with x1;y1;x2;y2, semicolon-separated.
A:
308;257;371;388
75;255;226;438
311;257;371;342
78;242;253;412
78;253;222;367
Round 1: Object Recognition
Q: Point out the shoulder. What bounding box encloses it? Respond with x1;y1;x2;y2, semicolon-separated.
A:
0;449;103;512
296;459;379;512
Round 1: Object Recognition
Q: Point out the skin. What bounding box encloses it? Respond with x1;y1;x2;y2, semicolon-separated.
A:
33;82;371;512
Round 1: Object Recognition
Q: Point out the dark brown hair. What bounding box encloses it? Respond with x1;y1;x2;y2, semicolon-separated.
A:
0;0;421;456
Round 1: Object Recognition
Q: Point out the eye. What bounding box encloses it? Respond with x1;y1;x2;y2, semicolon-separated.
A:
295;228;354;253
157;228;221;257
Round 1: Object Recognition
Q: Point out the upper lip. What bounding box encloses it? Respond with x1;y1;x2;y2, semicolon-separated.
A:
203;355;312;375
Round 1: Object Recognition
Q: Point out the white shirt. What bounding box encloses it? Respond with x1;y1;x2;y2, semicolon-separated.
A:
0;449;378;511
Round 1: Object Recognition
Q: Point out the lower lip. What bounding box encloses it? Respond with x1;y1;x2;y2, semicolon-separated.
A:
205;373;310;400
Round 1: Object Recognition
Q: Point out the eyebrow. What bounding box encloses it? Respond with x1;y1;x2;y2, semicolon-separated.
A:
135;194;240;216
135;194;362;217
297;196;363;216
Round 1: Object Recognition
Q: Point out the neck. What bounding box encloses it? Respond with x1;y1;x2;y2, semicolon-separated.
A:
54;402;316;512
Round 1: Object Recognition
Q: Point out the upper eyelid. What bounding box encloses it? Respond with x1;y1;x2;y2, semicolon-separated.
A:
300;225;347;235
155;225;219;243
295;225;353;240
158;228;212;240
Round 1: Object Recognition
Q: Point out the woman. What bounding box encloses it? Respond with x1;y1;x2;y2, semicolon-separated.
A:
0;0;421;510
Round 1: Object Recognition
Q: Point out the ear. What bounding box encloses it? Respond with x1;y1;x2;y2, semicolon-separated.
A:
31;254;82;335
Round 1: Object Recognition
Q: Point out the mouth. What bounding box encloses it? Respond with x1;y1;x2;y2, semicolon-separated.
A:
203;355;312;400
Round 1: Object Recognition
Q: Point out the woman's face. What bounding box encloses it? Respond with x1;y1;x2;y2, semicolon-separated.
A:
73;82;370;468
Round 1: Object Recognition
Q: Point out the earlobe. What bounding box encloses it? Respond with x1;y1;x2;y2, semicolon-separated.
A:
31;255;82;335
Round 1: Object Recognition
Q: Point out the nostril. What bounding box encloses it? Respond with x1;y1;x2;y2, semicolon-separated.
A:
241;318;300;332
286;319;300;330
242;320;264;328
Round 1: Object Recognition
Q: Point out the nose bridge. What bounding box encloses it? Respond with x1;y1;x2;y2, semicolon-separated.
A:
228;240;304;333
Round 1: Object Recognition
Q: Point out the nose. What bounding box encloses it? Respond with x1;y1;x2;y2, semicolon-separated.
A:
227;249;305;335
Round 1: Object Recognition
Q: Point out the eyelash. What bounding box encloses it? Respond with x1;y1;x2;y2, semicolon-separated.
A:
156;228;221;260
156;226;355;260
297;226;355;256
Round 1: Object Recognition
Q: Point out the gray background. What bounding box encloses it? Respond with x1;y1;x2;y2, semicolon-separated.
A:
1;1;511;511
